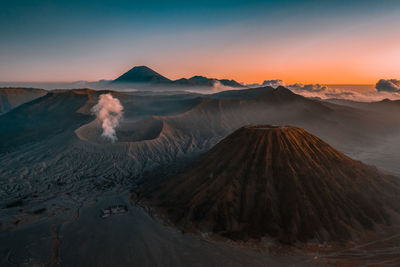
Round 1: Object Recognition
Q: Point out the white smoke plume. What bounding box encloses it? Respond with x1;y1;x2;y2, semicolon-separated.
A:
91;93;123;142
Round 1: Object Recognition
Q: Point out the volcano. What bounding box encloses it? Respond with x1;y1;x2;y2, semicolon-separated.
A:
113;66;171;83
112;65;244;89
141;125;400;244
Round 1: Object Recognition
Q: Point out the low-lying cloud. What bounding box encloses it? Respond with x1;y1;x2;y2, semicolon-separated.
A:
262;80;285;87
288;83;328;93
288;84;400;101
376;79;400;92
247;79;400;101
212;80;228;91
91;93;123;142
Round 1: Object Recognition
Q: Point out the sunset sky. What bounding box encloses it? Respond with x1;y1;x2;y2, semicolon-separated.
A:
0;0;399;84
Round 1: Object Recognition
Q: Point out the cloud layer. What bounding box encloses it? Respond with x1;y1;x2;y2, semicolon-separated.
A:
288;83;328;93
246;79;400;102
262;80;285;87
376;79;400;92
91;93;123;142
288;83;400;101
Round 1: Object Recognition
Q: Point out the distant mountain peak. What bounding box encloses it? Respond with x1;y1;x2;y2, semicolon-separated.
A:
113;66;245;89
273;85;297;96
113;66;171;83
185;75;244;88
189;75;211;81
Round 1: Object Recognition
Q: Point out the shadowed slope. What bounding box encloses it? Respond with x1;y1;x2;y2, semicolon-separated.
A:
141;125;400;244
0;89;96;152
0;88;47;115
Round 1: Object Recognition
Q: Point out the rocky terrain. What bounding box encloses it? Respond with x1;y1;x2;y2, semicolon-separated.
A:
2;86;400;224
1;86;400;266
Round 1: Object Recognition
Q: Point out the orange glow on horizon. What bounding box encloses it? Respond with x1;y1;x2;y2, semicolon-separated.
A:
3;24;399;85
1;3;400;86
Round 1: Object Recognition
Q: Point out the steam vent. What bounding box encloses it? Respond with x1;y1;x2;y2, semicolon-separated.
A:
142;125;400;244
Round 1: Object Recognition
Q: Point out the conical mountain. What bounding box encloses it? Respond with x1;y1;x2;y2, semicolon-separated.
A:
113;66;171;83
141;125;400;244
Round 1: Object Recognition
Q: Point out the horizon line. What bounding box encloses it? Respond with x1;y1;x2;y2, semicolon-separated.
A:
0;80;377;86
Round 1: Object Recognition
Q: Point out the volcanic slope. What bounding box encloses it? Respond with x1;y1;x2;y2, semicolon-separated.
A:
0;87;47;115
141;125;400;244
0;89;98;152
2;87;399;211
150;86;397;155
75;86;400;177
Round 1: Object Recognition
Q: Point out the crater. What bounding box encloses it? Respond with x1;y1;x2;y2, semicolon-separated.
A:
117;117;163;142
75;116;163;144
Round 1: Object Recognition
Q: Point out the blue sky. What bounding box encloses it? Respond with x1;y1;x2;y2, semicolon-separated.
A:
1;0;399;83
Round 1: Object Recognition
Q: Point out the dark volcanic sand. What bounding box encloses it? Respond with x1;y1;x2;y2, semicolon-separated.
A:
1;192;322;267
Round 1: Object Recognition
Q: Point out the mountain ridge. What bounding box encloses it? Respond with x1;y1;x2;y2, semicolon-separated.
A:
113;66;244;88
0;87;47;115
